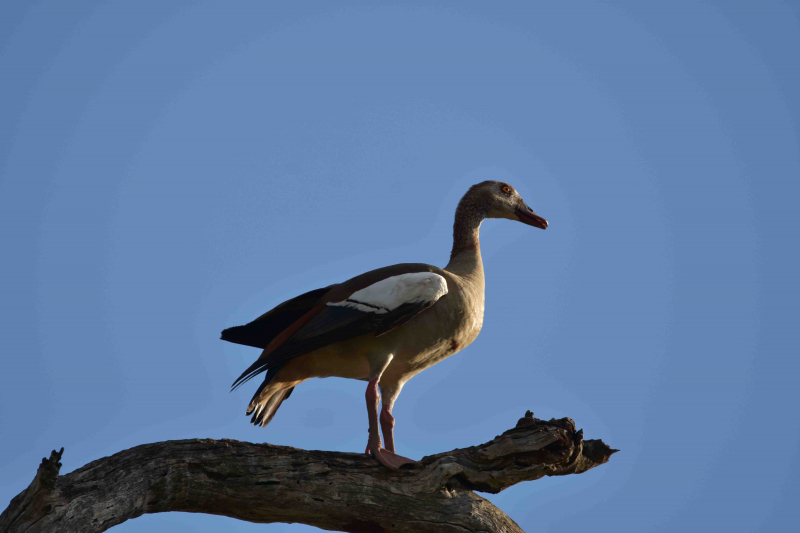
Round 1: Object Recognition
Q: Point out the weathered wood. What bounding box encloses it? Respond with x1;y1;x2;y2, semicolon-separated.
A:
0;412;616;533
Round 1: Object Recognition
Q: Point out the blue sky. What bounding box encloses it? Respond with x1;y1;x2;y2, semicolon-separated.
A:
1;1;798;531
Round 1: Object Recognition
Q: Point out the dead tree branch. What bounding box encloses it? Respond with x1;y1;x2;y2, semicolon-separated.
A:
1;412;616;533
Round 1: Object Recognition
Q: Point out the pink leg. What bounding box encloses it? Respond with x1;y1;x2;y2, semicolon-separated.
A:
380;405;396;453
364;378;415;469
365;377;382;454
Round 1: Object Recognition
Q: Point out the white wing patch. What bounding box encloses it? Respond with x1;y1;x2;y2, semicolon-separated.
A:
328;272;448;314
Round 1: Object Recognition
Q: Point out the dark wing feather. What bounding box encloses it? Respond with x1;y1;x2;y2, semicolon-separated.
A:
375;300;438;336
220;286;332;349
233;300;438;386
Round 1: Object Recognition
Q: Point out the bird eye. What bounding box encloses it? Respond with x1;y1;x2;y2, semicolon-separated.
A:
501;185;512;195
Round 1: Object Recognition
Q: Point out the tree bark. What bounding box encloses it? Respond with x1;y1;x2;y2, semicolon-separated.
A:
0;412;616;533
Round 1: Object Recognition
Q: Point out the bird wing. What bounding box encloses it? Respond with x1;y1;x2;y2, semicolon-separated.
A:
229;264;448;389
220;286;333;349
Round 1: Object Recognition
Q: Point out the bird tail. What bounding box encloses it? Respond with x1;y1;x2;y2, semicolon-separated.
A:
245;365;296;427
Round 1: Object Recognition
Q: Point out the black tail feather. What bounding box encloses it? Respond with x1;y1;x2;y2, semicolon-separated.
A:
231;358;271;391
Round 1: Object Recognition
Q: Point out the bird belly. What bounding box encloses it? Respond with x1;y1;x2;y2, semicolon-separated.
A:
280;340;373;382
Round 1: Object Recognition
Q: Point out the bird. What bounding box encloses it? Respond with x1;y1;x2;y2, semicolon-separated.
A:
221;181;547;469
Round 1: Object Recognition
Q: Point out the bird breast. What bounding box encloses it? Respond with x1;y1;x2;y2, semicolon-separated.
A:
391;272;485;375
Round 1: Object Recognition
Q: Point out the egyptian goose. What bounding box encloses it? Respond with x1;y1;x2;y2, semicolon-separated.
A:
222;181;547;469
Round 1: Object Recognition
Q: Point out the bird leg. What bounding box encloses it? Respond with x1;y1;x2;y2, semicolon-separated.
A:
365;377;382;453
364;377;415;469
380;404;396;453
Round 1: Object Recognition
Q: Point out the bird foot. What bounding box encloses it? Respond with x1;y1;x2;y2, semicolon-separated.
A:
367;444;416;470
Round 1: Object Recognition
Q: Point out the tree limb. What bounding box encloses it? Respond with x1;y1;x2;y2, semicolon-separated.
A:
1;412;616;533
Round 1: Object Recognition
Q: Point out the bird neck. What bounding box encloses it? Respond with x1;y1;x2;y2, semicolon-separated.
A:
446;200;485;280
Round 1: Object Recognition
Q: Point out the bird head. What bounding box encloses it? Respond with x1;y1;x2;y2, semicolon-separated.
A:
467;181;548;229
